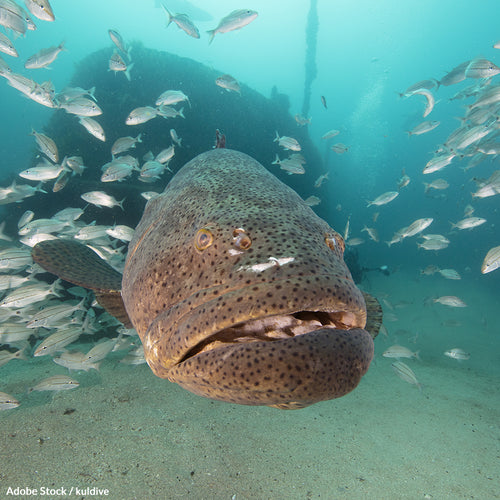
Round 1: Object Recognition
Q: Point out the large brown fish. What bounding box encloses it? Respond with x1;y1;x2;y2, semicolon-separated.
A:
32;149;381;409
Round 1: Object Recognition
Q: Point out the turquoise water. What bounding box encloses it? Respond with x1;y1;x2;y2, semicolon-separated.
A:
0;1;499;499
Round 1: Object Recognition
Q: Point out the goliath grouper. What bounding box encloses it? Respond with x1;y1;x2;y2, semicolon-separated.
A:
32;148;381;409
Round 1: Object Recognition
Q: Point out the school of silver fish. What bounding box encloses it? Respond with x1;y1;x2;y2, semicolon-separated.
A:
0;1;497;409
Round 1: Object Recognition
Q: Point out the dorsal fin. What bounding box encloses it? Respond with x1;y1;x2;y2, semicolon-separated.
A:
32;240;132;327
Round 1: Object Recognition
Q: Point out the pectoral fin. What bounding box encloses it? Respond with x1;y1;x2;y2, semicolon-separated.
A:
32;239;131;327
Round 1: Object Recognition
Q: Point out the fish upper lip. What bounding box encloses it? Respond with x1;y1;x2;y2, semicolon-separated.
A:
142;274;366;375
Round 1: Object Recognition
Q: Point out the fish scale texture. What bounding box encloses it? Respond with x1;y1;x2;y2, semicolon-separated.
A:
123;148;372;407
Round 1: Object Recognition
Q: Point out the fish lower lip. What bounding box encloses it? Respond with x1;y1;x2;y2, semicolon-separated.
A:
178;310;355;362
169;326;374;408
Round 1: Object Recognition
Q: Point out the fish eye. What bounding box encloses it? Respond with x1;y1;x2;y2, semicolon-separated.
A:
233;228;252;250
194;228;213;251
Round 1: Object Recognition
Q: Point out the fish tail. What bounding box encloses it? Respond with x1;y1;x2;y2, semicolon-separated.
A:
119;198;126;211
49;278;64;297
15;347;28;361
274;131;280;142
162;4;173;26
179;107;185;119
206;29;216;44
124;62;134;81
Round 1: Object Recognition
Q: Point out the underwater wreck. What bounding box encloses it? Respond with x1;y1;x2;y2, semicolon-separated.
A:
8;43;327;230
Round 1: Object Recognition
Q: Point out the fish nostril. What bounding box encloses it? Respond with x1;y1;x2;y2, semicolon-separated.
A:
194;228;213;251
233;228;252;250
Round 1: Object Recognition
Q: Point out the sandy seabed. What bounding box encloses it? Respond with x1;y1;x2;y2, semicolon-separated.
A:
1;271;499;500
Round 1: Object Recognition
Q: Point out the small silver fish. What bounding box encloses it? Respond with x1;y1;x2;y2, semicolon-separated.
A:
481;245;500;274
215;74;240;94
423;154;455;174
438;268;461;280
162;5;200;38
81;191;124;210
274;132;301;151
0;32;17;57
34;327;82;357
417;239;449;251
411;89;435;117
0;391;19;410
111;134;142;156
53;351;100;371
0;1;28;34
423;178;449;193
0;247;33;270
407;120;440;136
101;161;135;183
0;280;61;308
19;160;65;181
24;0;54;22
60;97;102;117
108;29;127;54
155;89;190;107
78;117;106;142
444;348;470;361
109;51;133;81
24;42;64;69
0;348;26;367
391;361;422;390
465;58;500;79
451;217;486;230
331;143;348;154
156;105;185;119
321;129;340;140
106;225;135;242
30;375;79;391
126;106;158;125
170;128;182;147
367;191;399;207
141;191;159;201
433;296;467;307
314;172;328;188
439;61;470;86
398;169;411;190
30;129;58;162
303;195;321;207
155;145;175;164
402;218;433;238
345;237;364;247
361;226;379;242
383;345;420;360
140;160;166;180
207;9;258;44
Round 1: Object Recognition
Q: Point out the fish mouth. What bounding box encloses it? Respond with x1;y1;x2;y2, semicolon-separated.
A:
142;275;373;408
177;309;359;362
